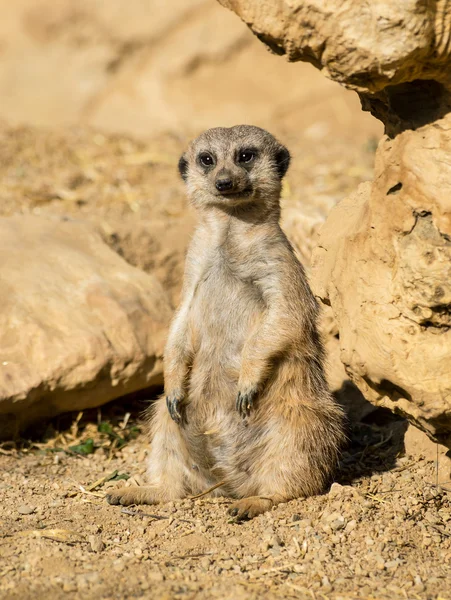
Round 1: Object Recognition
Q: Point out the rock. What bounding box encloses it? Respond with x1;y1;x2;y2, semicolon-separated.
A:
217;1;451;129
0;215;171;438
312;120;451;448
89;535;105;553
345;520;357;533
328;482;352;498
260;529;283;551
17;505;36;515
324;512;346;532
329;515;346;532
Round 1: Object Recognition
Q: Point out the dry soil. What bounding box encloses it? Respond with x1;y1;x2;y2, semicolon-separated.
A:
1;397;450;600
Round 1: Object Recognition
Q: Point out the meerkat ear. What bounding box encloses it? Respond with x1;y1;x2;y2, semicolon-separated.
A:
275;146;290;179
178;154;189;181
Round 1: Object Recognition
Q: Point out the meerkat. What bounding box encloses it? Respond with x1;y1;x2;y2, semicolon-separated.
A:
107;125;346;520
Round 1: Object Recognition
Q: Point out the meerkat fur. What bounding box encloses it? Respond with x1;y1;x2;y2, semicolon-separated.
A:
107;125;346;520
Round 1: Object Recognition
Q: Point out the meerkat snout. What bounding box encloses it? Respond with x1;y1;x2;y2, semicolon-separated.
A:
215;173;233;193
178;125;290;208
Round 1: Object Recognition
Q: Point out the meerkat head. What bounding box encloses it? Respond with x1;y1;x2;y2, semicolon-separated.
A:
178;125;290;211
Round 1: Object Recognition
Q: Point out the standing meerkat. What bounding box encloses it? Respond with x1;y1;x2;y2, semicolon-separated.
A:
107;125;346;520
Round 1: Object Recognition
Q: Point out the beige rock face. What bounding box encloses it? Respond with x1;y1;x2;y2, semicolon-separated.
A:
218;0;451;138
0;215;172;438
219;0;451;445
312;119;451;448
217;1;451;111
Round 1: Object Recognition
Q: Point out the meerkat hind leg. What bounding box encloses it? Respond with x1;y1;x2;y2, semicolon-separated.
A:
228;494;286;521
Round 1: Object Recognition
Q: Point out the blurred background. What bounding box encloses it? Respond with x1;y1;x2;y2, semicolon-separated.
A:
0;0;382;299
0;0;382;140
0;0;386;415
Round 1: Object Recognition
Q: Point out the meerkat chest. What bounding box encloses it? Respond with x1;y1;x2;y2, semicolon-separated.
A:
190;251;264;347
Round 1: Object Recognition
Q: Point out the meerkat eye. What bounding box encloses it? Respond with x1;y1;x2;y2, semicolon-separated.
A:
238;150;256;164
199;152;215;167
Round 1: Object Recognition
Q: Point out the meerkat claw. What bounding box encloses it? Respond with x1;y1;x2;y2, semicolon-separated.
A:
236;389;256;418
166;394;183;424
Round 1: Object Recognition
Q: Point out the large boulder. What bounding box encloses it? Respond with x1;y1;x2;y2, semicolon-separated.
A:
312;122;451;448
218;0;451;446
0;215;172;438
103;216;196;307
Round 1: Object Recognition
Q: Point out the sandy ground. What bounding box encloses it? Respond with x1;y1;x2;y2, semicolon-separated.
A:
1;398;450;600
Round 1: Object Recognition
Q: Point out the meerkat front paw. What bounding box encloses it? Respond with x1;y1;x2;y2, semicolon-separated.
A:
166;390;185;424
236;386;258;418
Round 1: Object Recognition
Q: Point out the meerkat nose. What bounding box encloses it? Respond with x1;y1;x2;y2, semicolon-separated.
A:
215;178;233;192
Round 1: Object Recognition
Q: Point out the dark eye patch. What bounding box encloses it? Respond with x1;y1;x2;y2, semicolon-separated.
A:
237;148;257;165
198;152;215;167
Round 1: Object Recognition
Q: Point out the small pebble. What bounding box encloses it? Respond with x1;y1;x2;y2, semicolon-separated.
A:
325;512;346;531
89;535;105;553
17;505;36;515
